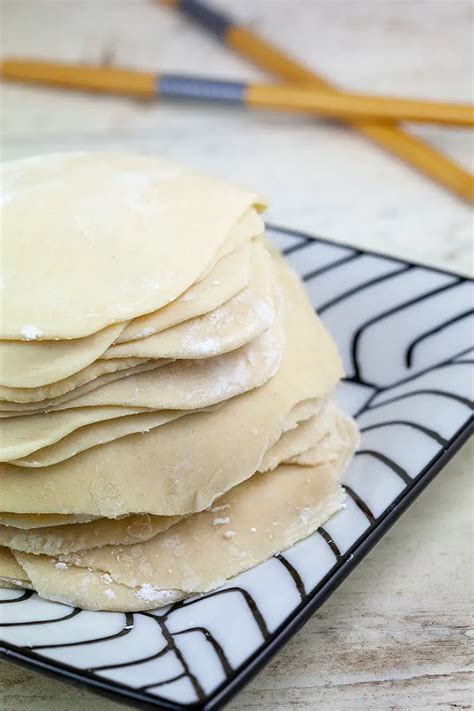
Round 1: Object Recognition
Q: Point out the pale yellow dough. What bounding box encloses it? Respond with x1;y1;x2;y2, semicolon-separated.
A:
9;444;355;611
197;206;263;277
289;407;359;466
115;231;255;344
0;357;150;405
0;513;99;529
261;402;335;472
0;209;260;392
0;152;359;614
1;153;265;339
0;396;322;532
0;262;343;517
0;398;346;554
102;243;276;361
5;322;284;466
47;319;282;414
0;231;256;404
0;361;167;415
4;410;186;465
0;322;126;389
0;547;31;586
0;514;183;557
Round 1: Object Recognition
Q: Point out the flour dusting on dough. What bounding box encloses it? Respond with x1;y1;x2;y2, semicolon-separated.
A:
213;517;230;526
135;583;176;603
185;336;220;356
142;278;161;292
140;327;155;337
20;325;43;340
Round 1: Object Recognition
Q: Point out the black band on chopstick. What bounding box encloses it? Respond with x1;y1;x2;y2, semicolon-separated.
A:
158;73;246;103
178;0;232;38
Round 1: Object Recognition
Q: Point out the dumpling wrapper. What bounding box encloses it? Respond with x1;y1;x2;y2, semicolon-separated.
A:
115;221;258;344
102;243;276;361
1;152;265;340
0;361;168;416
0;397;322;532
0;262;343;518
0;514;184;557
194;205;263;278
0;209;261;394
42;318;283;415
0;357;151;406
0;513;100;529
4;410;189;466
10;431;356;612
0;547;31;588
0;222;257;405
0;322;126;389
260;400;336;472
4;321;284;466
0;398;347;555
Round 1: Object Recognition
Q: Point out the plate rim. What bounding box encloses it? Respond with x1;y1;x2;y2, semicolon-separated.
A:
266;222;472;281
1;226;473;710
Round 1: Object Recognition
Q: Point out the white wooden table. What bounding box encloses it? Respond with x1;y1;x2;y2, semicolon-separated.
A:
1;1;472;708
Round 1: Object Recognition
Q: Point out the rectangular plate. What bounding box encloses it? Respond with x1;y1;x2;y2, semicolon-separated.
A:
1;225;473;709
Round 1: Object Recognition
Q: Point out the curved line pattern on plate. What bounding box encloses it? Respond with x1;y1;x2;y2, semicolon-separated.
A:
274;554;306;600
172;627;233;677
33;613;135;652
405;309;474;368
316;528;342;559
318;264;413;315
1;226;473;708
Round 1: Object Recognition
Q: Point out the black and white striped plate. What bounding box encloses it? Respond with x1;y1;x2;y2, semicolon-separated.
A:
1;226;473;709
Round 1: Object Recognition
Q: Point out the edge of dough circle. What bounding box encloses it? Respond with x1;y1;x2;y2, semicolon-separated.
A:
0;152;266;340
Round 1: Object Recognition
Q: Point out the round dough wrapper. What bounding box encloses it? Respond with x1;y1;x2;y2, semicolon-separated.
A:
47;318;283;414
59;418;356;591
0;399;345;554
0;322;126;389
288;411;360;467
0;512;100;531
198;206;263;278
102;243;276;361
115;226;256;344
10;435;356;612
0;395;322;532
0;209;260;397
0;261;344;517
260;400;338;472
12;410;205;469
6;321;285;466
1;152;265;339
0;361;168;415
0;225;260;401
0;513;100;529
0;357;150;405
1;406;145;461
0;546;31;586
0;513;183;557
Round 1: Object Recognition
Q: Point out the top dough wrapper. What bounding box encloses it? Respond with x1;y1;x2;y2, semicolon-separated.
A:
0;153;266;340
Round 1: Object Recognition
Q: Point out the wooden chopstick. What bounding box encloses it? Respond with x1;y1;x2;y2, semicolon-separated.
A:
161;0;474;204
247;84;474;127
2;59;473;128
1;59;157;98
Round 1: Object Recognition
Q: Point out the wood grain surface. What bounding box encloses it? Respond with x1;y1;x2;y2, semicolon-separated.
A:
1;1;472;709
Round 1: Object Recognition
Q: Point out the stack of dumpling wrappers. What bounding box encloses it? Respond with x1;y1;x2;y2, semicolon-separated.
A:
0;153;358;611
